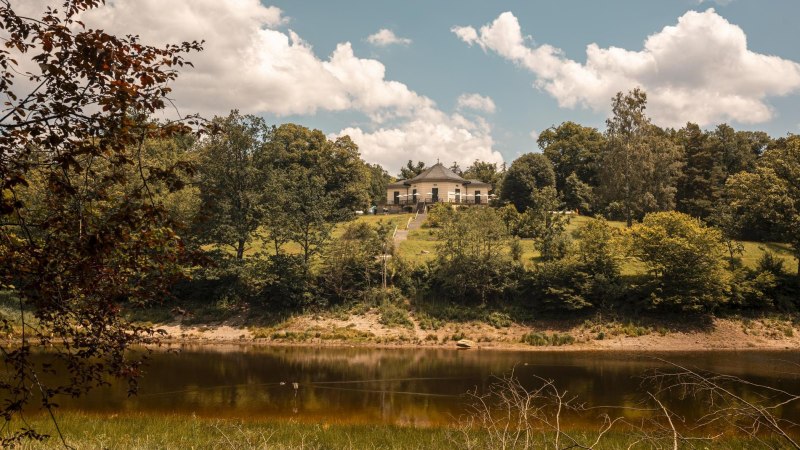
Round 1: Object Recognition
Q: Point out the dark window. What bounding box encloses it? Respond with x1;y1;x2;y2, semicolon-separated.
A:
393;191;400;205
475;190;481;204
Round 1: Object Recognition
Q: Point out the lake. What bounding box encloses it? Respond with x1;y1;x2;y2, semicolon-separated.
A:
45;346;800;431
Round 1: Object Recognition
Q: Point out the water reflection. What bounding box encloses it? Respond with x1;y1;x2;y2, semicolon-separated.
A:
42;347;800;427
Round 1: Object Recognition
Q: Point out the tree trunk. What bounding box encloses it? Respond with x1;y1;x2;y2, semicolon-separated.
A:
236;239;245;259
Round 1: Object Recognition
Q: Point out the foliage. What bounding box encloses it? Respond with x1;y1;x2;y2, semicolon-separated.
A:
424;202;456;228
318;221;392;305
428;207;519;303
517;187;569;260
538;121;605;195
462;160;505;192
598;89;682;226
723;135;800;273
573;218;622;281
521;332;575;346
627;211;729;311
265;125;371;265
378;301;413;328
366;163;392;206
523;258;594;311
562;173;594;214
194;111;270;259
398;160;427;179
499;153;556;212
0;1;203;442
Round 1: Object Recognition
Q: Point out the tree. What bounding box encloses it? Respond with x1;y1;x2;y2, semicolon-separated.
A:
562;173;594;214
538;121;605;193
0;1;201;443
499;153;556;212
723;135;800;274
366;163;392;206
319;221;393;304
462;160;504;193
430;207;519;303
518;186;569;260
710;124;769;176
574;218;622;280
675;123;726;219
264;124;371;267
399;160;426;179
195;111;270;259
627;211;729;311
598;89;681;226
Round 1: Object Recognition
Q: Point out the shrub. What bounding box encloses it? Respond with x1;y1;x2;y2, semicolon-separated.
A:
627;211;729;312
521;332;575;346
378;302;413;328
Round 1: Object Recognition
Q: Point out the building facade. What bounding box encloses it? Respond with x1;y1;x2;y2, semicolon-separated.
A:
385;163;492;211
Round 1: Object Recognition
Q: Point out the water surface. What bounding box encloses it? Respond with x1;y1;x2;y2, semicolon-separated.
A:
51;346;800;427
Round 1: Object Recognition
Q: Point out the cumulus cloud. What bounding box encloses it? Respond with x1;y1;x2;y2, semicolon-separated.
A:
698;0;734;5
45;0;501;169
453;9;800;127
337;112;502;175
529;129;539;141
456;93;496;113
367;29;412;47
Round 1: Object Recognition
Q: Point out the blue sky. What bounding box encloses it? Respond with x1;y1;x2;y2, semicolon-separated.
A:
82;0;800;172
262;0;800;169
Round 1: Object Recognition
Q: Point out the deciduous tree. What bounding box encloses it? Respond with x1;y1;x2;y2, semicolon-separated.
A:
499;153;556;212
598;89;681;226
0;1;202;443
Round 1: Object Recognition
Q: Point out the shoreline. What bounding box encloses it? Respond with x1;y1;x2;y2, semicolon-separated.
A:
151;314;800;352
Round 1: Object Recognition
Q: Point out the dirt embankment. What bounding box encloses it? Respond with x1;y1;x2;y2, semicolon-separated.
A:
153;311;800;352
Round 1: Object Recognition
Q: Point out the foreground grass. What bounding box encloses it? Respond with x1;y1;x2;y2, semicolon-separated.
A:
6;412;790;449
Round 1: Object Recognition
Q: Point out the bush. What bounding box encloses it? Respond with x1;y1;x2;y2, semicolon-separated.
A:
520;256;625;312
378;302;413;328
424;203;455;228
627;211;729;312
427;207;521;303
487;311;512;328
521;332;575;346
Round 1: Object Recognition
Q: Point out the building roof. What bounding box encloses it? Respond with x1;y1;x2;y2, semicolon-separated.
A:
408;163;465;183
388;163;493;187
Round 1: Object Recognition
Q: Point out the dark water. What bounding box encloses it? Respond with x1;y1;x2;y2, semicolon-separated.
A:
49;346;800;427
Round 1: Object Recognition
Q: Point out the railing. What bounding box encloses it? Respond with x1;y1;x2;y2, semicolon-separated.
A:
406;207;420;230
392;197;486;206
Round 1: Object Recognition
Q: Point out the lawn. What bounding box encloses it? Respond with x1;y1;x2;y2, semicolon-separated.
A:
206;213;414;258
397;213;798;274
204;211;797;274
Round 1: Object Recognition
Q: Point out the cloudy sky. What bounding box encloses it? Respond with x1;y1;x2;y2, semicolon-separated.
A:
71;0;800;173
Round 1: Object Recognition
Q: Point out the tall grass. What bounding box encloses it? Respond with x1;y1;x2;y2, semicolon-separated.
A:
5;412;786;449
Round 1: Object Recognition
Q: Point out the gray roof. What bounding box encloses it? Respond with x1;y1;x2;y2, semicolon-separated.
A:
388;163;494;187
407;163;465;183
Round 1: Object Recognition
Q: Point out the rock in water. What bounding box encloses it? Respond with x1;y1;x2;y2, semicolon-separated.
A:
456;339;476;349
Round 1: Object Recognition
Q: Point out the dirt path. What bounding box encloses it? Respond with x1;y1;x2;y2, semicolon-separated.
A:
393;210;425;247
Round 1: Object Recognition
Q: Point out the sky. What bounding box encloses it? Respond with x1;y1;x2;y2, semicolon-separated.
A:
53;0;800;173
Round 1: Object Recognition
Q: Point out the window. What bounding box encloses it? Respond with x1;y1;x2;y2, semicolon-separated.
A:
393;191;400;205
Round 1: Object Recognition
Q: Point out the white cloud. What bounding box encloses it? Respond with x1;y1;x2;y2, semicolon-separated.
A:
50;0;502;170
453;9;800;127
456;93;496;113
337;112;503;175
529;129;539;141
366;29;412;47
698;0;734;5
